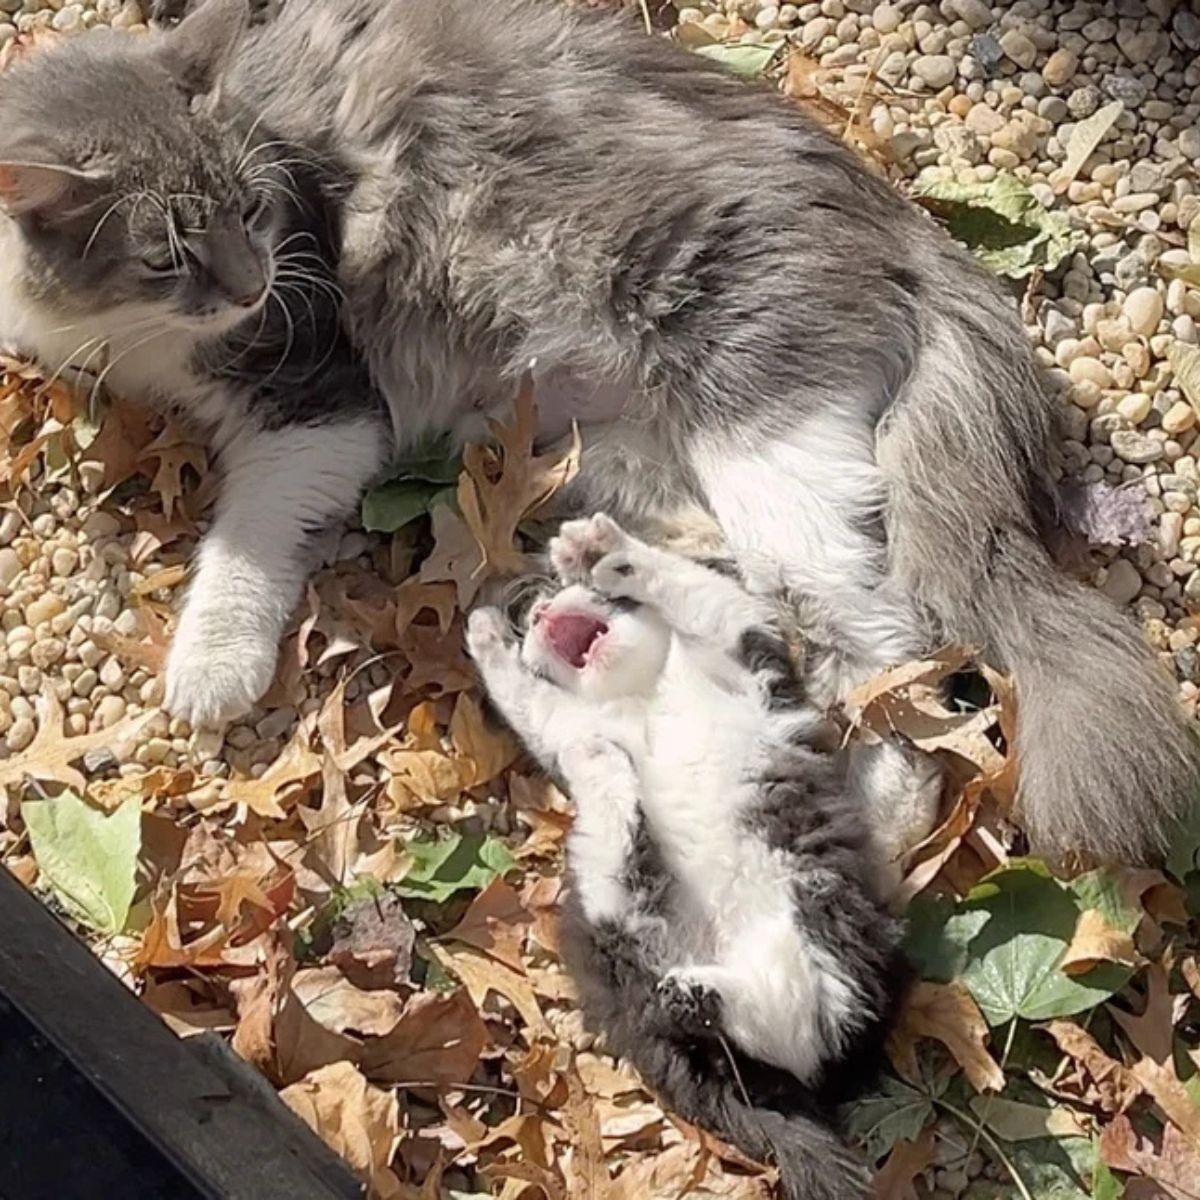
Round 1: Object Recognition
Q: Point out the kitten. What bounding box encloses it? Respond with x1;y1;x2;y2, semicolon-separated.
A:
467;514;907;1200
0;0;1194;862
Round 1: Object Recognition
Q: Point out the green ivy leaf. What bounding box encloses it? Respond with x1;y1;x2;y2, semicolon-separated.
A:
903;892;991;982
361;480;456;533
1090;1151;1124;1200
958;863;1130;1026
396;832;515;904
361;438;462;532
1067;869;1142;936
842;1075;935;1161
693;43;779;77
914;173;1086;279
22;791;141;935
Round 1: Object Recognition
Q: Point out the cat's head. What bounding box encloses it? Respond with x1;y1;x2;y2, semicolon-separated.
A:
520;583;671;702
0;0;288;337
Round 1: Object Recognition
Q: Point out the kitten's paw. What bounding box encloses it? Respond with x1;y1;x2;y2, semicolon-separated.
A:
164;617;278;729
549;513;628;584
656;970;722;1035
466;606;514;665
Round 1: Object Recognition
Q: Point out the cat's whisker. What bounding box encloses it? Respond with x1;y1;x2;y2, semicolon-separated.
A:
235;112;272;174
82;192;140;262
87;325;172;410
262;288;297;387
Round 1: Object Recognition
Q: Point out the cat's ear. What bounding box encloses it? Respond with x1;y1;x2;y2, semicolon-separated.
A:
162;0;248;100
0;161;107;222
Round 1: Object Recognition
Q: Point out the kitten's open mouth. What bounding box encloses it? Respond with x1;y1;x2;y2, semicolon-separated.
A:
543;612;608;668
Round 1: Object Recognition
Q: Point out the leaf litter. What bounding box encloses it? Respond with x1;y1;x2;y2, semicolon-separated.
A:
0;23;1198;1200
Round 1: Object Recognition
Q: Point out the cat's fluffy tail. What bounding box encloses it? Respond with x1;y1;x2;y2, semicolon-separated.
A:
686;1084;870;1200
879;264;1200;863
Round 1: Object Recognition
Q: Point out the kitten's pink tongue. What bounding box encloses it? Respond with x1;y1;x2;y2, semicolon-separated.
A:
543;612;607;668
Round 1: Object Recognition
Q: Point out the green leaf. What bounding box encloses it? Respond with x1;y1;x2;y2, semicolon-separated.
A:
361;438;462;532
1067;869;1142;936
914;173;1086;279
693;43;779;77
904;892;991;982
958;863;1130;1025
396;832;515;904
22;791;141;935
1169;342;1200;414
361;479;456;533
1090;1152;1123;1200
842;1075;935;1160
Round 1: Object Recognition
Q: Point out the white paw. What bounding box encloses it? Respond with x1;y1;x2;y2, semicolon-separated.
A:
549;513;628;584
465;606;512;664
164;614;279;729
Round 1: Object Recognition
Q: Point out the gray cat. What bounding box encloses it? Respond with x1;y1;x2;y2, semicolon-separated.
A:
0;0;1193;862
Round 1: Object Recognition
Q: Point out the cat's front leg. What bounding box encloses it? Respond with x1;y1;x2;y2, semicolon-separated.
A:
465;606;607;769
165;417;387;728
556;513;772;651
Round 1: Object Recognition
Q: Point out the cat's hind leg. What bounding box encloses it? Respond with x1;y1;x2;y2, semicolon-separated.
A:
687;407;925;707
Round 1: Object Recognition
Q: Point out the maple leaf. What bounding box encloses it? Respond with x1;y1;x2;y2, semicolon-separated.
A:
1043;1020;1144;1114
0;683;153;794
1101;1114;1200;1200
138;424;207;520
457;375;581;578
280;1061;402;1199
210;723;323;819
431;942;550;1037
445;877;532;971
1110;962;1178;1066
79;396;155;491
359;988;488;1088
887;980;1004;1093
872;1127;935;1200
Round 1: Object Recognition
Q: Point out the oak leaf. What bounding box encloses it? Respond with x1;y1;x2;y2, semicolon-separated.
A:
359;988;488;1088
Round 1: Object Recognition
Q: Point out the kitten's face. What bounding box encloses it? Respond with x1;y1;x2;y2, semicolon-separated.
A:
520;583;671;702
0;1;284;339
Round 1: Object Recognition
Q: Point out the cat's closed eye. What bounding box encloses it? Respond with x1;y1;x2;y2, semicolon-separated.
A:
140;246;179;275
242;194;271;231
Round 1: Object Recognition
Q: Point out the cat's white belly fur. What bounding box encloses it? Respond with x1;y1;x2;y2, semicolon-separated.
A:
639;660;860;1082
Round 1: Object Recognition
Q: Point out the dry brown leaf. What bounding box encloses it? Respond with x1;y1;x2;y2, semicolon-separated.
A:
1061;908;1141;975
291;966;406;1039
450;691;520;788
281;1061;402;1200
81;397;155;490
888;981;1004;1093
1101;1114;1200;1200
563;1069;615;1200
576;1052;644;1100
445;877;532;971
359;987;488;1088
139;424;206;520
214;723;323;819
430;942;550;1037
1112;963;1176;1065
1044;1020;1144;1114
458;376;581;577
416;504;486;610
325;890;417;991
1131;1056;1200;1152
508;1042;568;1107
873;1127;935;1200
0;683;153;793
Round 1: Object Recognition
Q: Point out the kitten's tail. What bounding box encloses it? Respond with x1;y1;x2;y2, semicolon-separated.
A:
671;1072;871;1200
879;271;1200;863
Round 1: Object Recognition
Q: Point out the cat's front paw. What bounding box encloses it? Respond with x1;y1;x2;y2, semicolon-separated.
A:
656;970;722;1036
465;606;514;666
164;612;279;729
549;513;629;584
